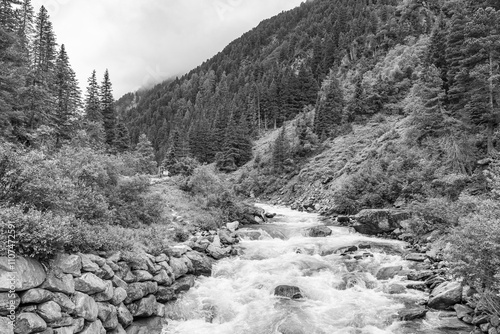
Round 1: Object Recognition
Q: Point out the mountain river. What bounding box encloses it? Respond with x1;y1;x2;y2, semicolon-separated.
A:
163;204;463;334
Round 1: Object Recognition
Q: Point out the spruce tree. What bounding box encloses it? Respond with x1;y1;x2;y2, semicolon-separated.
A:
115;121;130;152
85;70;102;122
100;69;116;147
272;125;290;172
136;133;157;174
314;71;345;139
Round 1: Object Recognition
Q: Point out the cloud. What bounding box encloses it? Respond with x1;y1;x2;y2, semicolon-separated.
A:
32;0;303;98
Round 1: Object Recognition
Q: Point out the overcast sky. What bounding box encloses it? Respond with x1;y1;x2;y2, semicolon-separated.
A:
31;0;304;98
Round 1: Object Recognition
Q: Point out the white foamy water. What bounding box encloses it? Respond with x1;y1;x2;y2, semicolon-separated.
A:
162;204;455;334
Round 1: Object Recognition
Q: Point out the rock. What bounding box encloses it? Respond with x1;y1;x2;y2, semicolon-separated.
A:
79;319;106;334
79;254;100;272
93;280;114;302
87;254;106;267
406;282;427;291
388;284;406;294
74;272;107;294
352;209;410;235
0;293;19;316
154;254;168;263
72;291;98;321
490;314;500;327
111;276;128;289
52;327;71;334
127;294;157;318
154;303;165;317
171;275;195;294
407;270;433;281
124;282;157;304
51;254;82;277
132;270;153;282
206;242;231;260
125;316;165;334
47;314;74;328
155;287;176;303
454;304;473;320
152;270;173;286
20;289;53;305
107;252;122;263
109;323;127;334
14;313;47;334
51;293;75;314
425;276;446;289
426;312;473;331
218;229;239;245
185;251;214;276
40;270;75;295
307;226;332;238
169;245;191;258
97;302;118;330
97;263;114;280
274;285;303;299
117;303;133;327
472;314;490;325
398;307;427;320
376;266;402;280
226;221;239;232
428;281;462;310
110;287;127;306
337;216;350;224
481;323;491;332
489;328;498;334
0;257;46;292
169;257;189;279
405;253;427;262
36;301;62;322
0;317;14;334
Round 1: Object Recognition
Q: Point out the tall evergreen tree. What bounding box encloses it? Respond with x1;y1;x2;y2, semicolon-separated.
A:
272;125;290;172
100;69;116;146
115;121;130;152
136;133;157;174
85;70;101;122
314;71;345;139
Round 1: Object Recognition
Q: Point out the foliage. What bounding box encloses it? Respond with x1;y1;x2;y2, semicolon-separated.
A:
135;133;157;174
166;156;200;177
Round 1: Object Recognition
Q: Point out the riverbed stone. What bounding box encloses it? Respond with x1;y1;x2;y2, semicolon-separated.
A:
155;286;176;303
376;266;402;280
274;285;303;299
171;275;195;294
428;281;462;310
0;292;19;316
185;251;214;276
36;301;62;322
405;253;427;262
40;270;75;295
14;313;47;333
307;226;332;237
353;209;410;235
127;294;157;318
117;303;133;327
398;307;427;320
388;284;406;294
218;229;238;245
125;316;164;334
0;257;46;292
124;282;157;304
74;272;107;294
72;291;98;321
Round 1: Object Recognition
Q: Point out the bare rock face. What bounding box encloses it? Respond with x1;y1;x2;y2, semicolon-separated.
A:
14;313;47;333
352;209;410;235
428;281;462;310
0;257;46;292
274;285;303;299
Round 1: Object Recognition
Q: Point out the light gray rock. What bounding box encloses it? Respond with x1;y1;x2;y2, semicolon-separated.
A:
51;254;82;277
79;254;99;272
51;293;75;314
167;257;188;280
185;251;214;276
126;294;157;318
307;226;332;237
152;270;173;286
74;272;107;294
132;270;153;282
0;316;14;334
155;286;176;303
0;257;46;292
79;318;106;334
36;301;62;323
454;304;473;320
110;287;127;306
108;323;127;334
117;303;133;327
428;281;462;310
14;313;47;333
20;289;53;305
398;307;427;320
40;270;75;295
72;291;98;321
93;280;114;302
97;302;118;330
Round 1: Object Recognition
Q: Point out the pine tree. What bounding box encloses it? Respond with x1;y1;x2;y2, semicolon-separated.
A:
115;121;130;152
136;133;157;174
272;125;290;172
16;0;34;55
0;0;17;33
54;44;81;143
100;69;116;147
85;70;102;122
314;71;345;139
216;115;253;172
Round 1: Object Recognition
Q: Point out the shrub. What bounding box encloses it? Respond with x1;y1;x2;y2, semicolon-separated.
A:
167;157;200;176
405;197;464;236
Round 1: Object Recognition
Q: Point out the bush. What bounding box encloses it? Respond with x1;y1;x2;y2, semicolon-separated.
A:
167;157;200;176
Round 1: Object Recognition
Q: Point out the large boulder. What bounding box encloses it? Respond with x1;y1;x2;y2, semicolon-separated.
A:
428;281;462;310
72;292;98;321
0;257;46;292
376;266;403;280
125;316;165;334
398;307;427;320
126;295;157;318
185;251;214;276
74;273;107;295
274;285;303;299
352;209;410;235
40;270;75;295
20;289;53;305
0;293;19;316
307;226;332;238
36;301;62;323
14;313;47;333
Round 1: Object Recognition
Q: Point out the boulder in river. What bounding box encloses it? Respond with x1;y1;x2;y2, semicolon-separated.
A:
376;265;402;280
274;285;303;299
398;307;427;320
307;226;332;238
352;209;410;235
428;281;462;310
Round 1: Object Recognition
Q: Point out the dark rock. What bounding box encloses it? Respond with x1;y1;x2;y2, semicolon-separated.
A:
0;257;46;292
352;209;410;235
454;304;473;320
337;216;350;224
376;266;402;280
274;285;303;299
185;251;214;276
388;284;405;294
406;282;427;291
171;275;195;294
125;316;165;334
428;281;462;310
472;314;490;325
405;253;427;262
425;276;446;289
126;295;157;318
407;270;433;281
398;307;427;320
307;226;332;238
155;287;176;303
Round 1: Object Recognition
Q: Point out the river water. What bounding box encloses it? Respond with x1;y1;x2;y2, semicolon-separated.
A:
163;204;461;334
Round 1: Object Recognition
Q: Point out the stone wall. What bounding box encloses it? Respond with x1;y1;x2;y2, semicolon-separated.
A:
0;227;239;334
